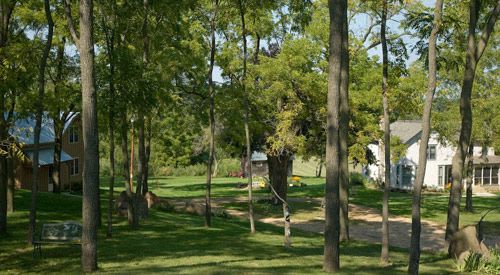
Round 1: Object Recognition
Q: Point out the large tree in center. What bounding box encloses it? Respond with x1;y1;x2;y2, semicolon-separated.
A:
408;0;444;273
64;0;100;271
323;0;347;272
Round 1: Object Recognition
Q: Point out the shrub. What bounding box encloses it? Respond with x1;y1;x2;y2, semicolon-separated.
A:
456;250;500;274
349;172;366;186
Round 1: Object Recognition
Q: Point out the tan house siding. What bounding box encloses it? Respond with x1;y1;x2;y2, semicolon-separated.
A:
13;114;84;192
62;116;84;184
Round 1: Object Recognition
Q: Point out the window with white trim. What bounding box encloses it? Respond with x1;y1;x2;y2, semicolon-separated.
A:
427;145;436;160
70;158;79;176
69;125;79;143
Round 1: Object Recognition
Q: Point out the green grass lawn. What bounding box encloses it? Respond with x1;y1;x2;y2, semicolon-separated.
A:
110;176;500;236
0;190;457;274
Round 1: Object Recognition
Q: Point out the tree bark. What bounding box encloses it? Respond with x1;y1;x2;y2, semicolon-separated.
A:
0;0;16;236
380;0;390;265
65;0;100;271
408;1;443;273
267;154;290;205
323;0;344;272
205;0;219;228
238;0;255;234
143;117;151;193
339;3;350;242
445;0;499;245
51;40;66;194
29;0;53;244
120;113;130;184
465;145;473;212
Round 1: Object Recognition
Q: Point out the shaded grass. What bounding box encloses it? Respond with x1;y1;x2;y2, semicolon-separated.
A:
0;190;456;274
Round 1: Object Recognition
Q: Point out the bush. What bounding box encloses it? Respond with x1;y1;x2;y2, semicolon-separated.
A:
349;172;366;186
456;250;500;274
154;158;241;177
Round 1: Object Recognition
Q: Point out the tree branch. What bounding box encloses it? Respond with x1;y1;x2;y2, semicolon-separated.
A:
475;0;500;61
64;0;80;47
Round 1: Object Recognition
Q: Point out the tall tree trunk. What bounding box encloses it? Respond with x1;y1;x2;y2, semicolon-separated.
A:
408;1;443;273
238;0;255;234
380;0;391;265
65;0;100;270
267;154;290;205
0;0;16;236
205;0;219;228
323;0;344;272
134;113;146;226
465;145;473;212
339;4;350;242
103;1;117;237
445;0;499;245
29;0;53;244
80;0;100;270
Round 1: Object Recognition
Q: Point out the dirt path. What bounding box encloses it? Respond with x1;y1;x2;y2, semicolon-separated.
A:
171;197;499;252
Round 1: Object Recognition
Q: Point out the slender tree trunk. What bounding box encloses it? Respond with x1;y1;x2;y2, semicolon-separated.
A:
445;0;499;245
143;117;151;193
465;145;473;212
29;0;53;244
267;154;290;205
52;40;66;194
6;151;14;212
380;0;391;264
120;113;129;183
238;0;255;233
408;1;443;273
339;4;350;242
103;3;117;237
205;0;219;228
323;0;344;272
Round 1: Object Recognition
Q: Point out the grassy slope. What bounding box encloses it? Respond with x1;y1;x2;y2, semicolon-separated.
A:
0;190;455;274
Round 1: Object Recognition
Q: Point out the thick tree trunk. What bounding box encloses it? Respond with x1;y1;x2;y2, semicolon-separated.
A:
380;0;390;265
133;113;147;226
323;0;344;272
29;0;53;244
445;0;499;245
66;0;100;271
238;0;255;233
0;0;16;236
408;1;443;273
339;5;350;242
465;145;473;212
267;154;290;205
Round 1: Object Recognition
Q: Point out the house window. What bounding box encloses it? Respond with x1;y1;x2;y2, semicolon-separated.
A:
492;166;499;185
427;145;436;160
438;166;443;186
69;125;79;143
70;158;79;176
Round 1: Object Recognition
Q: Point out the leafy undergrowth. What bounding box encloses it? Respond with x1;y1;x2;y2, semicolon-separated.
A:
1;190;456;274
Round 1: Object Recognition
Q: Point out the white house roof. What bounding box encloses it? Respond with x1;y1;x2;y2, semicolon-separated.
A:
251;151;295;161
390;120;422;144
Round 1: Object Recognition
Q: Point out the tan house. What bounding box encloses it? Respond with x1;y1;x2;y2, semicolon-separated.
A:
10;113;84;192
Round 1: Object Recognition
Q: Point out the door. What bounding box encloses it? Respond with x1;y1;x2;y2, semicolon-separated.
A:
48;166;53;192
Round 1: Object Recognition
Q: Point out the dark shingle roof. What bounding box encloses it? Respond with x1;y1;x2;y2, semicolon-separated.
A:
390;120;422;144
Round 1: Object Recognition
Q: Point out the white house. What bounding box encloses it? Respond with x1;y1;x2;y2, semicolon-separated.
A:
364;120;500;191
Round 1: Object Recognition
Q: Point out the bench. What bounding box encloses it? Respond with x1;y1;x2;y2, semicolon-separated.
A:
33;221;82;258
